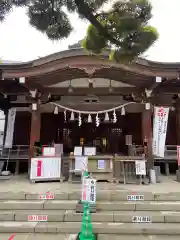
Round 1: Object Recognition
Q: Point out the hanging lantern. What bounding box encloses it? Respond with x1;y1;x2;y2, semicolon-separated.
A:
104;112;109;122
145;103;151;110
113;110;117;123
87;114;92;123
121;106;125;115
32;103;37;111
78;113;82;127
64;110;67;122
70;111;75;121
96;114;100;127
54;106;58;114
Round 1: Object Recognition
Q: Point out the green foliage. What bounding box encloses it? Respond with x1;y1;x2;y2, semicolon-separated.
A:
28;0;72;40
83;0;159;62
0;0;158;62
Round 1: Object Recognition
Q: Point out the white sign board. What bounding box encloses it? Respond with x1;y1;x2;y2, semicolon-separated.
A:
132;216;152;223
127;195;144;201
84;147;96;156
74;146;83;156
152;107;169;158
30;157;61;181
135;160;146;175
97;160;105;170
81;178;96;203
42;147;55;157
54;144;63;156
75;156;88;171
28;215;48;222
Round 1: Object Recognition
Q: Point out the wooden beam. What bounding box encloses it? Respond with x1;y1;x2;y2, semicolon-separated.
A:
43;87;138;96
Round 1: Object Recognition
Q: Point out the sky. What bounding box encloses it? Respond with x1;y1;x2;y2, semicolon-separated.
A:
0;0;179;63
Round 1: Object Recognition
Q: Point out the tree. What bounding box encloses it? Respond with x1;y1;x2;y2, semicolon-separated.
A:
0;0;158;62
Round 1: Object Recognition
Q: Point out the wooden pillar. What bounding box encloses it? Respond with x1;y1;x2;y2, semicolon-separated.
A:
176;107;180;145
29;102;41;159
3;108;9;146
141;109;153;170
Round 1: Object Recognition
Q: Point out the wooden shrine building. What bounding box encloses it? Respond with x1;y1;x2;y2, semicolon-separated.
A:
0;43;180;174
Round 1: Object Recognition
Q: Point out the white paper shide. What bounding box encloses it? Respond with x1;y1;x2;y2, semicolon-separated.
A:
152;107;169;158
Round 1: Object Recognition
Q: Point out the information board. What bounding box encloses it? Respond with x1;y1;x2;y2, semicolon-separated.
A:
42;147;55;157
135;160;146;175
75;156;88;171
30;157;61;181
97;160;105;169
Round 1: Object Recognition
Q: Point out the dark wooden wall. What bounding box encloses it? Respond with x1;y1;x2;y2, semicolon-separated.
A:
12;111;177;147
13;111;31;145
166;111;177;145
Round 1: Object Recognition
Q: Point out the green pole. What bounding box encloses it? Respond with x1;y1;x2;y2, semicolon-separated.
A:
79;171;95;240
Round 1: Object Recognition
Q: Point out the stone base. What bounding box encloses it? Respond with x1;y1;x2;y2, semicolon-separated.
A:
76;202;96;213
176;170;180;182
76;232;97;240
0;175;11;180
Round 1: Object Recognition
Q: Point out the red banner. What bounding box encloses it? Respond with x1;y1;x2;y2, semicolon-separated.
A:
36;160;42;177
177;146;180;166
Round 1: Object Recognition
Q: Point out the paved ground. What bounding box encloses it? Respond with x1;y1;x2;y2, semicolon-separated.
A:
0;174;179;194
2;234;180;240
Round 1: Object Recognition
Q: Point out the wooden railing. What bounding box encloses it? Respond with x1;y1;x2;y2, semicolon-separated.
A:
0;145;29;159
164;145;177;160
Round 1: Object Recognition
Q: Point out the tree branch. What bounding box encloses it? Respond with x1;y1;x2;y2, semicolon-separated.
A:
74;0;121;46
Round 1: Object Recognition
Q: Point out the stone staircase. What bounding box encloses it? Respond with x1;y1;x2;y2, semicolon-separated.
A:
1;191;180;239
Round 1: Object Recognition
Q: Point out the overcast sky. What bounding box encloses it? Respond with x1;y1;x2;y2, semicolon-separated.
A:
0;0;179;63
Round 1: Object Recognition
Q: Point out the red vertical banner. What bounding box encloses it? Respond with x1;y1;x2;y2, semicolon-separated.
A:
36;160;42;177
177;146;180;166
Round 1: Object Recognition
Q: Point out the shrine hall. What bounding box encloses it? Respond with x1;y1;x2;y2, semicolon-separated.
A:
0;42;180;176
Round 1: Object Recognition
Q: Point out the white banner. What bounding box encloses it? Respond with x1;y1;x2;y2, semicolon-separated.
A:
152;107;169;158
4;108;16;148
81;178;96;204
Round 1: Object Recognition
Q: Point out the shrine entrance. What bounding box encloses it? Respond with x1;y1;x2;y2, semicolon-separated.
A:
62;122;125;155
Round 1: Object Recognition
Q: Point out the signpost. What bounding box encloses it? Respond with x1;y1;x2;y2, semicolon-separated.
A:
78;171;96;240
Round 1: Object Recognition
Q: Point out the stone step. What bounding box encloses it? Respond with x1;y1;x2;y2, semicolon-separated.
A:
1;222;180;234
1;210;180;223
0;233;77;240
1;234;180;240
2;200;180;211
2;191;180;201
98;235;180;240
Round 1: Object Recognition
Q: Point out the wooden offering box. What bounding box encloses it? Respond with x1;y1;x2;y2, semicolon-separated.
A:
88;155;114;182
68;155;114;182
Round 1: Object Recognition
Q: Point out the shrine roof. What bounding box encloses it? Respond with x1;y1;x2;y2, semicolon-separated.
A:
0;48;180;79
0;48;180;100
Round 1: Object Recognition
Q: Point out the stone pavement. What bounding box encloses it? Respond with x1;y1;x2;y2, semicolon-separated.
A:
0;174;179;194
